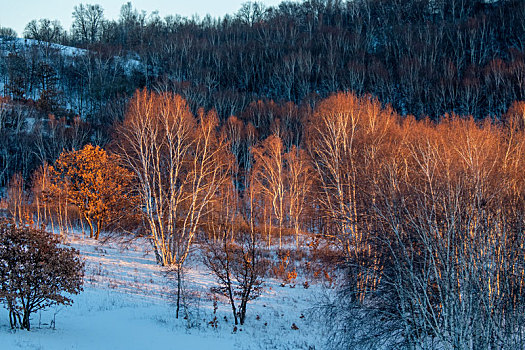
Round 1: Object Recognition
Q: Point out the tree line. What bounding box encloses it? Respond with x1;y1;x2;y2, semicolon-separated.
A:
7;0;525;119
4;89;525;346
1;0;525;187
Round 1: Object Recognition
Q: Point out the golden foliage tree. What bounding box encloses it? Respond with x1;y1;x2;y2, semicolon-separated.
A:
49;144;134;239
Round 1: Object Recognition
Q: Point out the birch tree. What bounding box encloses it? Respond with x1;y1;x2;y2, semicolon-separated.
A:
251;135;286;248
117;89;232;317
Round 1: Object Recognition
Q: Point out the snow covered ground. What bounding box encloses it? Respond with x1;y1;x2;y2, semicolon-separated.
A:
0;232;328;349
0;37;87;58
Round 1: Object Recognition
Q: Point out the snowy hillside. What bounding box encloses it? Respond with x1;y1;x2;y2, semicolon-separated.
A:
0;36;143;116
0;37;87;57
0;233;327;350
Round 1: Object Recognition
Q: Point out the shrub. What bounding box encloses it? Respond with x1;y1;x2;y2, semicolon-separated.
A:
0;220;84;330
204;227;266;325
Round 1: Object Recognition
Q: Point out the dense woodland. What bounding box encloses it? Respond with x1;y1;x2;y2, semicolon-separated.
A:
1;0;525;348
1;0;525;184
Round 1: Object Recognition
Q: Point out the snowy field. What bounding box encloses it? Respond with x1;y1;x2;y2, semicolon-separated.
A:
0;233;328;349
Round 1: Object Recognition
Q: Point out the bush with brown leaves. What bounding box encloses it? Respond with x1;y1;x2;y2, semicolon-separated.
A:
0;221;84;330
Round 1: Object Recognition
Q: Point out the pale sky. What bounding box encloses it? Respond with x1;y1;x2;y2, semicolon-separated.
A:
1;0;287;37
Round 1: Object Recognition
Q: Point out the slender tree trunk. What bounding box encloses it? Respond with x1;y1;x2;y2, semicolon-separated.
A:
295;223;299;248
43;201;47;224
239;297;248;325
279;225;282;250
176;265;182;319
85;215;94;238
149;237;162;265
80;218;85;239
57;199;63;235
230;291;238;325
36;197;40;227
64;197;69;235
225;242;238;325
8;304;18;329
22;308;30;330
50;205;55;234
9;310;14;329
95;220;102;240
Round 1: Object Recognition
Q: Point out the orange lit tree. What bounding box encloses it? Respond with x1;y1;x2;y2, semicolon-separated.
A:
49;144;134;239
116;90;233;318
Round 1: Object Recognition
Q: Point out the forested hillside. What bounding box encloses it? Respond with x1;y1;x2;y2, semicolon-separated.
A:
1;0;525;185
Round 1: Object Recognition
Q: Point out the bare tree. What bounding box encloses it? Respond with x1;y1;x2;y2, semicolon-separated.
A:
204;221;265;325
116;89;233;318
5;173;27;226
284;145;313;247
24;19;62;41
72;3;105;44
23;19;64;55
251;135;286;248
